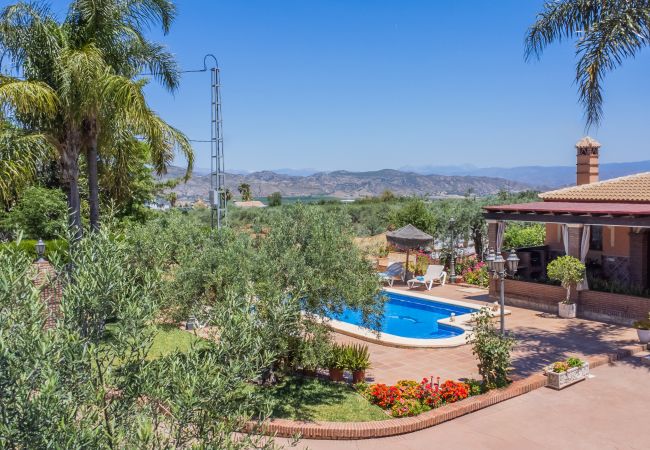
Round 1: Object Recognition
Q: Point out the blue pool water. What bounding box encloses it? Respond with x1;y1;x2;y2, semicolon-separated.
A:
335;291;476;339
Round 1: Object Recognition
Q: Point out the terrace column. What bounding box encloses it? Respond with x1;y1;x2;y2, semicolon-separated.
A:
629;228;649;288
486;220;505;297
566;224;583;259
564;224;584;302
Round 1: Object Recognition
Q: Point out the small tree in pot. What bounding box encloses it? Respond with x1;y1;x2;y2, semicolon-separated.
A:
547;256;585;319
633;313;650;344
345;344;371;383
327;343;346;382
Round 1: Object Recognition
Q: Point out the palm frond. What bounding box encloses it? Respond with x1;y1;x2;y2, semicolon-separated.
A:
142;112;193;180
526;0;650;126
0;76;59;119
576;5;650;125
0;124;55;207
525;0;606;61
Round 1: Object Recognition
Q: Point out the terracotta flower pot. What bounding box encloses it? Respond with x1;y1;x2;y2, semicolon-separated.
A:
352;370;366;383
302;368;317;378
328;368;344;382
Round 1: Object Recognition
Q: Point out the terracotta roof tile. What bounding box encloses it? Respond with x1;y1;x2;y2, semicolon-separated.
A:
539;172;650;203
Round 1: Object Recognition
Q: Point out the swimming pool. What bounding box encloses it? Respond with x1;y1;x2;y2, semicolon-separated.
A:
332;290;480;344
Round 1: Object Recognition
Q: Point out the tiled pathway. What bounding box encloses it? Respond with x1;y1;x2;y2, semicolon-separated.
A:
333;284;638;384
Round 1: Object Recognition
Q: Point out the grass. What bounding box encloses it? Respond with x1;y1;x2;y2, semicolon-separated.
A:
107;325;385;422
262;376;387;422
147;324;203;359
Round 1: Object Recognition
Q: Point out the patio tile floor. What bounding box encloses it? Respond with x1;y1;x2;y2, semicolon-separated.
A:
333;283;638;384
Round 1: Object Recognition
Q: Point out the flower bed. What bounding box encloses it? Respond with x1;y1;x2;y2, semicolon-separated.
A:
462;259;489;288
360;377;482;417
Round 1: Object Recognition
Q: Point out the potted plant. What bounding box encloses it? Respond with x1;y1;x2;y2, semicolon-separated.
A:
545;356;589;389
327;343;345;382
345;343;371;383
547;255;585;319
633;313;650;344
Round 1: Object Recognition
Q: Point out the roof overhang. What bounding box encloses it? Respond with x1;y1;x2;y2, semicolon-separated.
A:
483;202;650;227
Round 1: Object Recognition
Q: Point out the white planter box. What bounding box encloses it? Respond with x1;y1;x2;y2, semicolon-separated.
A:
558;302;577;319
637;329;650;344
546;362;589;390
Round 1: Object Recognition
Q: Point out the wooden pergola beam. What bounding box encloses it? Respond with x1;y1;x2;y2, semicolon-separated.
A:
483;212;650;227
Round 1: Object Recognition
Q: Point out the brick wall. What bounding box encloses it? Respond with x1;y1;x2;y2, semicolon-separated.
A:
579;290;650;325
493;279;566;313
492;279;650;325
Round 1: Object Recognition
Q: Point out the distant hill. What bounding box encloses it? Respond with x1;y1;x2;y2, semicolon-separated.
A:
400;160;650;189
160;167;532;202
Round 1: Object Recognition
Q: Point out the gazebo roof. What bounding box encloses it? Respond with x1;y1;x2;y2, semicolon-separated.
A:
386;224;433;250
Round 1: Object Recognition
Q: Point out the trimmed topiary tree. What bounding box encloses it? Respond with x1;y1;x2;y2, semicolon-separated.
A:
547;255;585;304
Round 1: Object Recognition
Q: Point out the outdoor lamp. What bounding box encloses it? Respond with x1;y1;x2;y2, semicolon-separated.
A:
506;249;520;274
485;248;495;272
449;218;456;282
493;253;505;275
35;239;46;262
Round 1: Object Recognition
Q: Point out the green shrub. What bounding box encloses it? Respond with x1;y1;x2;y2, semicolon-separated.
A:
0;239;68;260
547;256;585;304
1;187;67;239
468;308;516;389
267;192;282;207
464;378;484;396
343;343;371;371
502;223;545;249
566;357;583;368
327;343;347;370
391;398;428;417
389;199;435;235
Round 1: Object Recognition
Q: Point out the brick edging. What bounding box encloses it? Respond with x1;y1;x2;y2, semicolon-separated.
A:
246;344;647;440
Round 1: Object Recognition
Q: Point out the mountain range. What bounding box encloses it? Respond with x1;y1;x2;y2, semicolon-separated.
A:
161;168;531;202
399;160;650;189
162;160;650;202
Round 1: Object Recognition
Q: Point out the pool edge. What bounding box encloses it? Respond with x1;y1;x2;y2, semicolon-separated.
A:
324;289;510;349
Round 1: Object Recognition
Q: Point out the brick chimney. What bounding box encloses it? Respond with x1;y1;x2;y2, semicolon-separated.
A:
575;136;600;185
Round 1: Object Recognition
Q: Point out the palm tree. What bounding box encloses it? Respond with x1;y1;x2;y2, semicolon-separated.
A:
238;183;253;202
64;0;192;231
525;0;650;127
0;1;192;234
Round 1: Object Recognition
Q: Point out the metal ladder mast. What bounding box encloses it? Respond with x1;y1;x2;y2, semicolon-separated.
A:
210;63;227;229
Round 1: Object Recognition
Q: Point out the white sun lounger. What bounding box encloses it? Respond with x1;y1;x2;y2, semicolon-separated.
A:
378;261;404;287
407;264;447;290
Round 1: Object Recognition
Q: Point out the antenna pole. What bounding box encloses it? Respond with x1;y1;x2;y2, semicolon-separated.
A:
207;56;226;230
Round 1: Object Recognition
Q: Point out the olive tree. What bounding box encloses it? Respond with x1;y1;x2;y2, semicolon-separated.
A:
0;227;284;449
547;255;585;304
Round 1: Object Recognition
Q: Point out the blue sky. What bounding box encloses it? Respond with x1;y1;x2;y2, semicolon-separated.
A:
56;1;650;171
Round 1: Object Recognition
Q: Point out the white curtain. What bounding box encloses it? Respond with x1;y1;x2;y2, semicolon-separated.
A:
496;221;505;253
562;224;569;255
578;225;590;290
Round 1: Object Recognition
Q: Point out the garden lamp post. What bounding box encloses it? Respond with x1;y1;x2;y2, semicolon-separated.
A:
449;218;456;283
486;248;519;334
35;239;46;262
